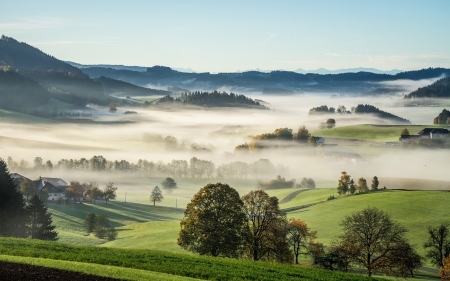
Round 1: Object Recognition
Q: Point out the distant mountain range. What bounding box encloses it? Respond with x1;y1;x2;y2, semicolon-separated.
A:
293;67;403;75
80;65;450;94
65;61;197;73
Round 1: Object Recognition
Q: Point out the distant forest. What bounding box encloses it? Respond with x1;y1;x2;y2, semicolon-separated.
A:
405;77;450;98
157;91;268;109
97;76;172;97
309;104;410;123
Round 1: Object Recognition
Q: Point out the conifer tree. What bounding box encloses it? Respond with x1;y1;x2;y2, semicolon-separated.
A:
26;194;58;240
0;158;27;237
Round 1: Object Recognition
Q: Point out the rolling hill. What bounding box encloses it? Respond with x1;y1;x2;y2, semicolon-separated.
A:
406;76;450;98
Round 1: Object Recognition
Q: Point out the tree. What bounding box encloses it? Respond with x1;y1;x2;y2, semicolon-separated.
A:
326;119;336;128
178;183;247;257
94;214;117;241
0;158;27;237
319;122;326;129
337;171;351;195
45;160;53;171
25;194;58;240
84;212;96;233
349;179;356;195
424;223;450;267
161;177;177;193
286;218;317;264
241;190;292;263
65;184;83;203
293;126;310;143
401;128;410;136
356;177;368;193
150;186;164;206
103;182;117;204
33;157;44;170
273;128;293;140
20;178;36;201
441;254;450;280
338;207;409;276
385;242;422;277
371;176;379;190
307;178;316;189
84;184;102;203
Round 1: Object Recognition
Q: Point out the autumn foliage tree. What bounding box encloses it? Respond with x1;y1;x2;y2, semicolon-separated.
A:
286;218;317;264
337;171;351;195
178;183;247;257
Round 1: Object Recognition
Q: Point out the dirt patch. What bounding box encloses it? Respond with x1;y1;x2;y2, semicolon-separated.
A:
0;261;124;281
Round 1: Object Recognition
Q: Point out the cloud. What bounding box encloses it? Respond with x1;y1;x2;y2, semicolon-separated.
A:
0;17;66;31
256;33;277;46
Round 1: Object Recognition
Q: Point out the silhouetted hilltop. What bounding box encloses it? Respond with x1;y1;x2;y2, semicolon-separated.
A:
97;76;172;96
0;35;82;74
405;77;450;98
354;104;410;123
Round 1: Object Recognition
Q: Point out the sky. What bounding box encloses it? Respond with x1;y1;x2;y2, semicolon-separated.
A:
1;0;450;73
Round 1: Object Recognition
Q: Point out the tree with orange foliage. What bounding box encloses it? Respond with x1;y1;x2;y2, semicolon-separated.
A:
441;255;450;280
286;218;317;264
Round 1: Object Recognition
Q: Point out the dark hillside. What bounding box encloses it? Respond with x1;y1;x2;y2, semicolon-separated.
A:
405;77;450;98
0;36;82;74
0;70;49;108
354;104;410;123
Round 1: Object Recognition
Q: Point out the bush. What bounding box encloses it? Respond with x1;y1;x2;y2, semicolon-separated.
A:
257;175;295;190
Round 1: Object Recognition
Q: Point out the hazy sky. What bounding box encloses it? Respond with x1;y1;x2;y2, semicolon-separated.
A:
1;0;450;72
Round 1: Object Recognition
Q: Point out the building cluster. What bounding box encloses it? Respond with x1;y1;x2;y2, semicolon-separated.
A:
399;128;450;143
10;173;77;202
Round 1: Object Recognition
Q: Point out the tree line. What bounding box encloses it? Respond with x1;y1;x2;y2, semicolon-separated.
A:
235;126;321;152
156;91;268;109
7;156;288;180
0;159;57;241
309;104;410;124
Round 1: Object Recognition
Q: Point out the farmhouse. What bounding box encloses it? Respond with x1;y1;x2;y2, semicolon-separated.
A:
10;173;73;202
34;177;67;202
399;128;449;143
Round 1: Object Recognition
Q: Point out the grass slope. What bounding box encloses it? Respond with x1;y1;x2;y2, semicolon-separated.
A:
48;202;183;246
0;255;199;281
312;124;450;142
0;238;383;281
287;190;450;261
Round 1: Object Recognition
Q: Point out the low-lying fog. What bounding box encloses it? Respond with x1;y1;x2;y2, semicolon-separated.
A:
1;89;449;191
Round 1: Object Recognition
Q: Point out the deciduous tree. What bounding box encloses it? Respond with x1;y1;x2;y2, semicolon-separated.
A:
424;223;450;267
161;177;177;193
241;190;292;263
178;183;247;257
356;177;368;193
337;171;351;195
293;126;310;143
103;182;117;204
286;218;316;264
150;186;164;206
20;178;36;201
94;214;117;241
338;207;410;276
401;128;410;136
371;176;379;190
84;212;96;233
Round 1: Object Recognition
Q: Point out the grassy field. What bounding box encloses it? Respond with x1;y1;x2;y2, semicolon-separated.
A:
311;124;450;143
0;237;385;281
0;254;199;281
48;202;183;246
287;189;450;263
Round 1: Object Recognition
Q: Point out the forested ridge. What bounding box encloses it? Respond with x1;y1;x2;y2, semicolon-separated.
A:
406;76;450;98
157;91;268;109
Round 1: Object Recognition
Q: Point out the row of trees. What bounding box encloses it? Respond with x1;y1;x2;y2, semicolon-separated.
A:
178;183;313;263
0;159;57;240
7;156;287;180
336;171;380;195
235;126;322;152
